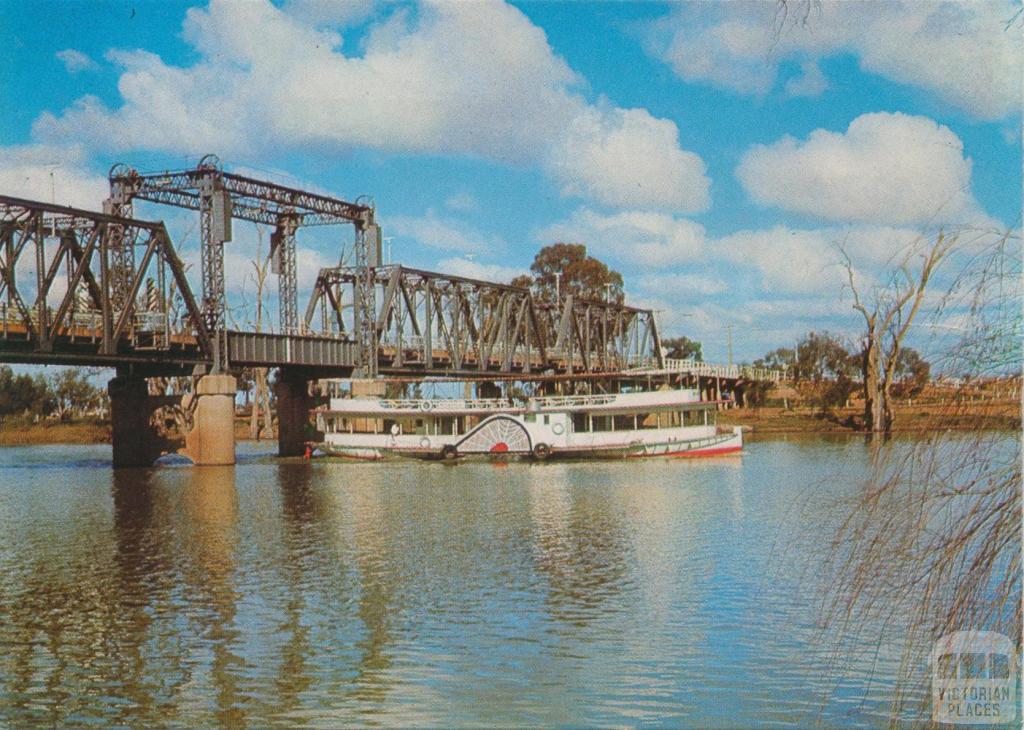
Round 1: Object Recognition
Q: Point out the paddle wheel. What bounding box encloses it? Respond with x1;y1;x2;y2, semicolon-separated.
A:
458;416;532;454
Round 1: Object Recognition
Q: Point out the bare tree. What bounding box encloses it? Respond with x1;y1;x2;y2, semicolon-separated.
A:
771;0;821;48
819;230;1021;725
248;229;274;440
841;231;958;434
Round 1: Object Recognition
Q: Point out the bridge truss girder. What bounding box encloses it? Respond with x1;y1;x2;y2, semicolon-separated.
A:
0;195;211;362
304;265;663;376
108;157;375;359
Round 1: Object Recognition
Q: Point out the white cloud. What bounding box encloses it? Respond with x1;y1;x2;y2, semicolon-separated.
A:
736;112;983;226
539;207;706;268
646;1;1022;121
435;257;526;283
718;226;842;294
0;143;108;209
33;0;709;212
785;61;827;97
549;106;711;213
388;209;505;254
444;192;479;213
56;49;99;74
636;272;727;296
713;223;941;295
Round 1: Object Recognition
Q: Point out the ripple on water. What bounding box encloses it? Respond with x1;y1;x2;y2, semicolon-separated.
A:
0;437;1009;726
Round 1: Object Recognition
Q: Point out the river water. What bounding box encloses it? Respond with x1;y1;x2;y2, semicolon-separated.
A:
0;436;1012;727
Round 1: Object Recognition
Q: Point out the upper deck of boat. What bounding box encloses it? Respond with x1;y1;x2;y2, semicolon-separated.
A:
322;388;707;415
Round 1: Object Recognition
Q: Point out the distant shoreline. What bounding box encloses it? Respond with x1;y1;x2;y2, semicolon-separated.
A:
0;401;1017;447
721;401;1019;435
0;418;278;447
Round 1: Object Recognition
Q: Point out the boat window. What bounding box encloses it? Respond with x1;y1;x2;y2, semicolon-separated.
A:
525;412;536;423
638;412;658;429
613;414;635;431
351;417;381;434
682;410;704;427
707;409;715;426
572;413;590;432
543;415;550;425
592;415;612;432
437;416;456;436
658;411;680;428
415;418;425;435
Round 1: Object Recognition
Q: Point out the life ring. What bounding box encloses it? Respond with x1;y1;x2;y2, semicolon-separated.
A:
441;444;459;460
419;401;433;412
532;443;551;461
551;422;564;435
420;436;431;449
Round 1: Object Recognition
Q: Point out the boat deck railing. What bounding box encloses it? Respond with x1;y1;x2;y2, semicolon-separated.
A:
375;398;513;412
528;393;620;409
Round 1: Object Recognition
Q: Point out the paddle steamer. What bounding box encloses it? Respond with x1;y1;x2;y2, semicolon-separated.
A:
314;383;741;461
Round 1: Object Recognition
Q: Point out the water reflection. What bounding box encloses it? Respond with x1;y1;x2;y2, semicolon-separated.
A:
0;437;1005;726
527;466;632;627
275;467;318;720
180;466;246;727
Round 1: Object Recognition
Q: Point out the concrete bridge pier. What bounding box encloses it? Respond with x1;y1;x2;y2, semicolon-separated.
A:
109;375;170;468
275;374;312;457
182;374;238;466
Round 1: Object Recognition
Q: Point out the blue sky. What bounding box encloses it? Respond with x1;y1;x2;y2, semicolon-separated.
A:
0;0;1020;363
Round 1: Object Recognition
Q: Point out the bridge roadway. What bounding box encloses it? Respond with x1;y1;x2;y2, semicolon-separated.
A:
0;180;780;467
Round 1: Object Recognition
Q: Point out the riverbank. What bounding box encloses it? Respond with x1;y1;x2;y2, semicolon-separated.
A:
0;418;278;446
0;400;1017;445
0;419;110;445
721;401;1020;434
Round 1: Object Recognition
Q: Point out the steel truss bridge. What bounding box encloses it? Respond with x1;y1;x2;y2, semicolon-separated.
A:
0;159;685;380
0;158;788;388
304;265;659;376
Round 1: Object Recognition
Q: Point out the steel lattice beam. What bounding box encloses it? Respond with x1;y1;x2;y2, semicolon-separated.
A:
0;196;787;383
110;168;370;227
303;264;662;375
109;157;375;366
271;214;299;334
0;195;211;361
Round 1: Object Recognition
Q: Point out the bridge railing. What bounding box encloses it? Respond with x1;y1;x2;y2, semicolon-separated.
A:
0;304;192;343
657;358;783;382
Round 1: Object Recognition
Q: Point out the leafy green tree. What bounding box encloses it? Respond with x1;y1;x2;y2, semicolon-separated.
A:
50;368;101;420
662;336;703;362
0;366;52;417
513;243;624;304
892;347;930;398
754;347;796;371
794;331;856;383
